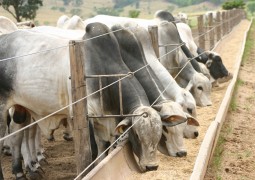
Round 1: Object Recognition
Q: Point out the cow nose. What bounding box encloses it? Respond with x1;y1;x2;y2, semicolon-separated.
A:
176;151;187;157
187;108;193;115
207;101;212;106
145;165;158;171
194;131;199;137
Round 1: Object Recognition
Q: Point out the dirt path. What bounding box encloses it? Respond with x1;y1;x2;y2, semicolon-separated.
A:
1;19;251;180
205;20;255;180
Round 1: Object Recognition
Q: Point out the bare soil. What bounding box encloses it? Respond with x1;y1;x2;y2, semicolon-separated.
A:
1;20;251;180
205;20;255;180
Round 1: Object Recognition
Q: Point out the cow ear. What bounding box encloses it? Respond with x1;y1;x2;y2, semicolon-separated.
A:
161;115;187;127
206;59;212;68
187;117;199;126
152;104;163;112
186;114;200;126
185;80;193;91
205;51;214;59
115;118;132;135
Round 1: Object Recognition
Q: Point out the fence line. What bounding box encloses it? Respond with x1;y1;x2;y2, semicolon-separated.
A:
196;9;245;50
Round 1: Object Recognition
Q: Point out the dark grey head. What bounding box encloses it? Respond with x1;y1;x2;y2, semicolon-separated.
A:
196;47;209;63
154;10;175;22
206;52;229;79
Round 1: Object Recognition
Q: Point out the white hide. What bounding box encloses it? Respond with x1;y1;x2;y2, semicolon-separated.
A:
0;16;18;35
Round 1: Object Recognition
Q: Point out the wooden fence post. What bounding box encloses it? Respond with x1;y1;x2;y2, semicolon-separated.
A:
208;13;214;50
227;10;230;33
197;15;205;50
148;25;159;59
222;11;226;36
69;40;92;179
216;11;221;42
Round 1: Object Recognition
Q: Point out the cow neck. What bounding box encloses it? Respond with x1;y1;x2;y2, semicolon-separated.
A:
112;26;171;105
84;23;150;114
158;22;196;82
178;52;196;82
156;14;202;72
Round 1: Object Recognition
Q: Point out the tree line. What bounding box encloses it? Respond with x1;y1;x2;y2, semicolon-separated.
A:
0;0;252;23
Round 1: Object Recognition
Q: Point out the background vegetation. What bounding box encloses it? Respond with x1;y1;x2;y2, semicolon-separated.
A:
0;0;253;25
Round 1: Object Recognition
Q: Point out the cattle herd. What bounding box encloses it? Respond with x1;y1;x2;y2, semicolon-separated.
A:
0;10;233;179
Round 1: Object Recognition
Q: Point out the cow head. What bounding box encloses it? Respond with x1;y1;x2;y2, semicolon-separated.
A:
115;106;162;172
176;88;197;118
185;72;212;107
205;51;229;80
153;101;192;157
183;113;199;139
175;89;200;139
154;10;175;22
196;47;208;63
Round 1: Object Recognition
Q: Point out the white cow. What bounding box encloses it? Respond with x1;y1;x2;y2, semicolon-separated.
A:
56;14;70;28
176;12;188;23
57;15;85;30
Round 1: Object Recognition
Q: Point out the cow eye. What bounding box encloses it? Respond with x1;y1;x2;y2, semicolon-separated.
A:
197;86;203;91
187;108;193;114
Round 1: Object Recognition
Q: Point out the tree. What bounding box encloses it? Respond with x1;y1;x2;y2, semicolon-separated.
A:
222;0;245;10
113;0;139;9
247;1;255;14
128;9;140;18
94;7;123;16
0;0;43;22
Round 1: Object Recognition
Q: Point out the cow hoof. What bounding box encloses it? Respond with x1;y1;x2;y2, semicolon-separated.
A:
16;174;27;180
39;158;49;166
2;146;12;156
28;170;43;180
47;136;55;142
63;134;73;141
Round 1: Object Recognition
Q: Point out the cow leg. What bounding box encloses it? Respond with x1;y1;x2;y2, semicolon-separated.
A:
62;118;73;141
9;120;26;179
22;124;43;179
35;126;47;165
3;127;12;156
0;105;8;179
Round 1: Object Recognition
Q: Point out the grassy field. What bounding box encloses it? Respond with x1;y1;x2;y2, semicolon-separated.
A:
0;0;220;26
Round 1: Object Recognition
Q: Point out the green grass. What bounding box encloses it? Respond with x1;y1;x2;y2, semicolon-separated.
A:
242;18;255;64
230;78;244;111
208;123;233;179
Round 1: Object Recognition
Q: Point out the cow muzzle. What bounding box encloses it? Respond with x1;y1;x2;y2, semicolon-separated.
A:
176;150;187;157
145;165;159;171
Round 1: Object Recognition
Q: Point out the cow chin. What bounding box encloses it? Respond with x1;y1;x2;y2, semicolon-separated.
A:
138;143;159;172
193;87;212;107
161;123;187;157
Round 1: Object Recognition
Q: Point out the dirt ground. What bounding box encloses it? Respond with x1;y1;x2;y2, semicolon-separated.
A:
1;20;251;180
205;20;255;180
